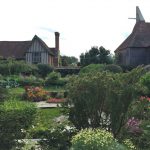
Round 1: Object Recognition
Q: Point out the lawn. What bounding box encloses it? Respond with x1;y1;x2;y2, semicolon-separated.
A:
27;108;64;138
34;108;62;127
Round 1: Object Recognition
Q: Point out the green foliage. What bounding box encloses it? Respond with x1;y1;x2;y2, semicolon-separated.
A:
39;121;77;150
71;128;126;150
66;67;144;136
104;64;123;73
18;75;44;86
79;64;105;74
37;63;53;78
56;68;80;77
80;46;113;66
45;72;67;86
0;100;37;150
0;59;37;75
120;97;150;149
61;55;78;66
47;71;61;81
140;72;150;92
109;67;144;137
27;108;62;138
0;78;19;88
122;139;136;150
66;71;112;129
0;87;8;103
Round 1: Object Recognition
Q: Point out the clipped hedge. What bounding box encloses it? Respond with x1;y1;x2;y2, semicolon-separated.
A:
0;100;37;150
79;64;105;74
18;76;44;87
104;64;123;73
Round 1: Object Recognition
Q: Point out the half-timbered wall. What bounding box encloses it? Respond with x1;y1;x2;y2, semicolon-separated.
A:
25;39;49;64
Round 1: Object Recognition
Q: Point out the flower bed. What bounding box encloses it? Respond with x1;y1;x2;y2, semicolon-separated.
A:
47;98;65;103
24;86;48;102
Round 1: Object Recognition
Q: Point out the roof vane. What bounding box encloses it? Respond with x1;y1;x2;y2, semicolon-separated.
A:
128;6;145;22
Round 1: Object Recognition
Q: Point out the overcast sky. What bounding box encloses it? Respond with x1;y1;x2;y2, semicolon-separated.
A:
0;0;149;58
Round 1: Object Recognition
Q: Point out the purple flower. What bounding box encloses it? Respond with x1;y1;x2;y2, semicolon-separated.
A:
126;117;142;134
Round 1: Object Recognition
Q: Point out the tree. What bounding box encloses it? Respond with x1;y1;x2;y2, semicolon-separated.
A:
80;46;113;66
61;55;78;66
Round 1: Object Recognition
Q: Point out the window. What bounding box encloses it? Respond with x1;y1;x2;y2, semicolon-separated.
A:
32;52;41;64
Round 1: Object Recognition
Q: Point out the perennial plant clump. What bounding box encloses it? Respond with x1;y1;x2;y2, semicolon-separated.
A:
71;128;125;150
24;86;48;102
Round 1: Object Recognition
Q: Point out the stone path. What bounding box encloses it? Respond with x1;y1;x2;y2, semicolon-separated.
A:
36;101;61;108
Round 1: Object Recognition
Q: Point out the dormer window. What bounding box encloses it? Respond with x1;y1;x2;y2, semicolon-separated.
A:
32;52;41;64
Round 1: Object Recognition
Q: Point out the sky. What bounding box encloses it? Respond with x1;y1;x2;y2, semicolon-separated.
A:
0;0;149;59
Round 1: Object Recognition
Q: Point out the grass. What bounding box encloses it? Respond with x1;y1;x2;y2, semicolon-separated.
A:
34;108;62;127
8;87;25;95
27;108;63;138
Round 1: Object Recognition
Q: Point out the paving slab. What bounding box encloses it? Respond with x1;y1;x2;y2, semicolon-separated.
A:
36;101;61;108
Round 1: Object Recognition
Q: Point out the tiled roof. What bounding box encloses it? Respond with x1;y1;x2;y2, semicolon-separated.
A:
0;41;31;59
0;35;55;59
115;21;150;52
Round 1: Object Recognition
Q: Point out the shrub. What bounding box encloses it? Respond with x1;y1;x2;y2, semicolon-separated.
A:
47;71;61;81
122;139;136;150
140;72;150;92
10;61;38;75
104;64;123;73
56;68;80;77
79;64;105;74
45;72;67;86
0;79;19;88
66;72;112;129
0;100;37;150
66;67;144;136
23;86;48;102
18;75;44;86
120;96;150;149
0;87;8;103
0;59;38;75
37;63;53;78
71;128;125;150
39;122;77;150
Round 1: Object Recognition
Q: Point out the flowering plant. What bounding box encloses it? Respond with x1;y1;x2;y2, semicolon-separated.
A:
47;98;65;103
24;86;48;102
126;117;142;134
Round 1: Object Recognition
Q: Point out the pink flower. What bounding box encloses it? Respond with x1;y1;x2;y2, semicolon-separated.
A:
126;117;142;134
140;96;150;102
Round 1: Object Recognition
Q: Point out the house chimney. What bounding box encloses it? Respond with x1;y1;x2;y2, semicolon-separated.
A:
55;32;60;52
54;32;60;67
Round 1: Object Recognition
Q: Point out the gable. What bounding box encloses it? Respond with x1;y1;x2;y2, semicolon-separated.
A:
27;38;46;53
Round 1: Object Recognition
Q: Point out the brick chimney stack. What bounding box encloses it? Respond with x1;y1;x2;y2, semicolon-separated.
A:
55;32;59;52
54;32;60;67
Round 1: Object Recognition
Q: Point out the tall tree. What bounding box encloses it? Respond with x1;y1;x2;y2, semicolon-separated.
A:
80;46;113;66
